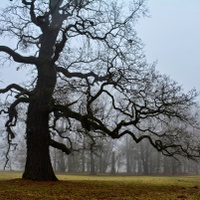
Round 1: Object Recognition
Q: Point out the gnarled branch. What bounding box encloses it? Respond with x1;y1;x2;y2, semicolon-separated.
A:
5;97;29;139
0;46;39;65
0;83;30;96
56;66;109;82
50;139;71;154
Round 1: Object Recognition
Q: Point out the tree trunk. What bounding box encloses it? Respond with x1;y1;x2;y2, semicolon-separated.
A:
140;141;149;175
90;151;96;175
156;152;161;174
111;151;116;175
81;150;85;173
22;63;57;181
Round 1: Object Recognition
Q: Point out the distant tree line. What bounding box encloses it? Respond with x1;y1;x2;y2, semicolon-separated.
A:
50;135;200;175
1;132;199;176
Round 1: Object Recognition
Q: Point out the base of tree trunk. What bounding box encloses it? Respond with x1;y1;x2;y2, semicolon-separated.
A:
22;171;58;181
22;148;58;181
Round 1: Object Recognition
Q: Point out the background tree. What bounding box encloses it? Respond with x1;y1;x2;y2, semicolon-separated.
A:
0;0;199;181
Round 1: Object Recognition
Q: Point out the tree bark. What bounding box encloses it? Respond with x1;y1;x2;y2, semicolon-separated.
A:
22;63;58;181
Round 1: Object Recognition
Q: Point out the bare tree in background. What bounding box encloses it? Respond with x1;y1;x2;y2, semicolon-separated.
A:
0;0;199;181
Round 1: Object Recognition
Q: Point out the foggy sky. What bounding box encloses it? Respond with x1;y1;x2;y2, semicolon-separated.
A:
137;0;200;92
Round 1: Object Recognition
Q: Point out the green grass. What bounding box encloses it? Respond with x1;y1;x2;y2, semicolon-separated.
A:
0;171;200;199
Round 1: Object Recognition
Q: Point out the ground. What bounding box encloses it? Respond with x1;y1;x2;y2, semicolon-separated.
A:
0;171;200;199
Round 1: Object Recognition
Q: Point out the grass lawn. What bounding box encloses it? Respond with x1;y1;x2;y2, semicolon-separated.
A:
0;171;200;199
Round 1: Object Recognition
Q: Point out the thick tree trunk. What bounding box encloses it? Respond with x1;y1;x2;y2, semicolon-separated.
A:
22;63;57;181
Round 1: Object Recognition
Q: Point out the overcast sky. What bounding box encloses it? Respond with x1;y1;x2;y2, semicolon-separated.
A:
136;0;200;92
1;0;200;93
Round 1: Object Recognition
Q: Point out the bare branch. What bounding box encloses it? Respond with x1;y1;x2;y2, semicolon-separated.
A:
116;130;200;160
0;46;39;65
5;97;29;138
50;139;71;154
56;66;109;82
0;83;30;96
52;30;67;62
22;0;32;6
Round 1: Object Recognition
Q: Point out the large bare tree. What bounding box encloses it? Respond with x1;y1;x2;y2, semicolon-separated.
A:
0;0;199;181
